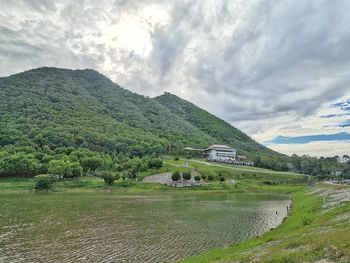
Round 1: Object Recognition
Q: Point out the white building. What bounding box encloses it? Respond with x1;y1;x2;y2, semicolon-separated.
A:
337;155;350;164
204;144;236;163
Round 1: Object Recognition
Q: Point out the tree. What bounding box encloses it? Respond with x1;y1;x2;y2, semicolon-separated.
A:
172;171;181;181
48;159;82;178
80;157;102;174
219;176;226;182
0;153;40;177
194;175;201;182
182;171;191;180
48;160;67;178
128;168;137;179
147;158;163;170
68;162;83;178
208;175;214;181
101;171;117;185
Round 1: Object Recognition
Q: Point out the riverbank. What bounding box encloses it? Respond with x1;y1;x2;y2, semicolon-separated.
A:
181;183;350;263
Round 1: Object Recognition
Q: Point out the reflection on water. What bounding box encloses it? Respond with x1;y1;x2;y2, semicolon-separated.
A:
0;191;290;262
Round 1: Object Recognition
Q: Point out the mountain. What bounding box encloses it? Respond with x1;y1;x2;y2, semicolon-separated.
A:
154;93;279;158
0;67;283;160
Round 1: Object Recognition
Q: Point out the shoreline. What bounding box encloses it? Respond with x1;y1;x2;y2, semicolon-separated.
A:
180;183;350;263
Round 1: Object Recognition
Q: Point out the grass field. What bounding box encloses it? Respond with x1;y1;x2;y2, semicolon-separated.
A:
163;157;308;185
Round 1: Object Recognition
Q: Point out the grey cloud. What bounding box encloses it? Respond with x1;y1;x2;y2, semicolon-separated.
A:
0;0;350;141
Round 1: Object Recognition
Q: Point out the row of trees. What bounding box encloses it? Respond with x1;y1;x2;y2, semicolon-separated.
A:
253;154;350;178
171;171;219;182
0;145;163;180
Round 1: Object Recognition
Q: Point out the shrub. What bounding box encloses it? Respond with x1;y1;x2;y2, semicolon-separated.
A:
34;175;56;190
219;176;226;182
101;171;117;185
208;175;214;181
201;175;207;181
174;156;179;161
194;175;201;182
172;171;181;181
182;171;191;180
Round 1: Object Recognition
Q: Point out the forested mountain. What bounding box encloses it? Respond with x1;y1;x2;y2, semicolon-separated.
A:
155;93;278;158
0;67;287;176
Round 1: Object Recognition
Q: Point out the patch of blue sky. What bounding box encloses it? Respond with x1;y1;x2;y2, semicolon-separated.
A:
331;99;350;111
321;113;350;118
264;132;350;145
338;120;350;128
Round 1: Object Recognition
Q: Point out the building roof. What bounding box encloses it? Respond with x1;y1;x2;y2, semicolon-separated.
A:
205;144;235;151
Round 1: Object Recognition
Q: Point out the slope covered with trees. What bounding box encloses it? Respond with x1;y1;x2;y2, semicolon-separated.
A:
0;67;285;177
155;93;280;158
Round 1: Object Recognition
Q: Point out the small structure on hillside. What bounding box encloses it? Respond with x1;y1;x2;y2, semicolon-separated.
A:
331;168;344;176
337;155;350;164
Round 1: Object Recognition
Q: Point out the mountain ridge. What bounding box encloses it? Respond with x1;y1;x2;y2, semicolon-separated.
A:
0;67;285;161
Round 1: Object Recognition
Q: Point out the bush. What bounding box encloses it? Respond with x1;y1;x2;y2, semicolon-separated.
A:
172;171;181;181
101;171;117;185
194;175;201;182
174;156;179;161
208;175;214;181
201;175;207;181
182;171;191;180
219;176;226;182
34;175;56;190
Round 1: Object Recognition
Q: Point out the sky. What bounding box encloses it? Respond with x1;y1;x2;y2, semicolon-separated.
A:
0;0;349;157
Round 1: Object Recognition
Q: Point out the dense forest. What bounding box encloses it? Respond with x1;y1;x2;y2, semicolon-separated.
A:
0;67;286;177
0;67;348;179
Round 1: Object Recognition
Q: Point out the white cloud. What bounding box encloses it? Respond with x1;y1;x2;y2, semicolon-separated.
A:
0;0;350;156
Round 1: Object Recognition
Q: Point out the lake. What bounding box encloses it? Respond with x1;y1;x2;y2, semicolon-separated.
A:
0;191;290;262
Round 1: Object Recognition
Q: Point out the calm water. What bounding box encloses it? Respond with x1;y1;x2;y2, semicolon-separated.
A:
0;191;290;262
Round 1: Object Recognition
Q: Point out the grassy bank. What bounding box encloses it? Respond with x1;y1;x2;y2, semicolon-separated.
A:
181;183;350;263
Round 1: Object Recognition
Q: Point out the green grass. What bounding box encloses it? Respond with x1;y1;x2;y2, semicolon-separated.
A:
181;184;350;263
0;158;308;192
164;157;307;184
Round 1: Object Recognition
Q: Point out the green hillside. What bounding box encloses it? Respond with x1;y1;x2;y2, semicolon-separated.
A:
155;93;280;159
0;67;286;176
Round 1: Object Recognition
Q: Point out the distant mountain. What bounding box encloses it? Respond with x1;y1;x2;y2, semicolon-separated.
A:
0;67;284;160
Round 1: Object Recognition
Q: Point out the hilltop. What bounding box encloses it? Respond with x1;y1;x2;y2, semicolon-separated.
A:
0;67;282;158
0;67;288;177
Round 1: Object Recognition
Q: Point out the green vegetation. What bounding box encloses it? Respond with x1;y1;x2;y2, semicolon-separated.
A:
0;67;290;179
34;174;56;190
155;93;281;160
163;158;308;185
100;171;119;185
182;171;191;180
290;154;350;179
181;184;350;262
172;171;181;181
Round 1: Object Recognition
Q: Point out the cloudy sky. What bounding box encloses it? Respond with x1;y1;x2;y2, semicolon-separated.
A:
1;0;349;157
